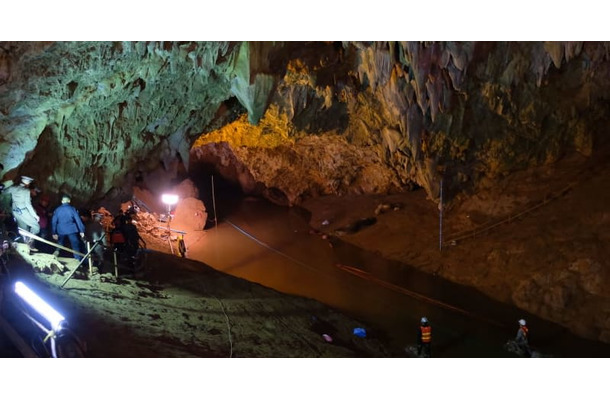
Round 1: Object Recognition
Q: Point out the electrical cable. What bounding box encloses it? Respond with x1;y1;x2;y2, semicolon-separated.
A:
213;295;233;358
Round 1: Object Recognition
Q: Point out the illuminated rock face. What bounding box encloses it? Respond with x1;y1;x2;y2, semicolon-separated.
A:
2;41;610;208
194;41;610;205
0;41;239;207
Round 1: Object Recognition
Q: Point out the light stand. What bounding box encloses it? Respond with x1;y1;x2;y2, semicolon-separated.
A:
161;194;179;255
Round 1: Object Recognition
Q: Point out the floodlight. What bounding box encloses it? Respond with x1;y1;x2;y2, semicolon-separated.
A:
161;194;179;206
14;281;66;331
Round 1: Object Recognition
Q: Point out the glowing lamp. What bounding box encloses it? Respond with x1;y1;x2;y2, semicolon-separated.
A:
14;281;66;331
161;194;179;206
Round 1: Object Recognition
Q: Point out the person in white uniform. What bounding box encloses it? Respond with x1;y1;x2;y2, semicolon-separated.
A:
5;176;40;247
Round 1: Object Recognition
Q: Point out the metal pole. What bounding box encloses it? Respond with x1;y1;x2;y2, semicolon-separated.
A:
439;178;443;252
167;204;174;255
86;241;92;276
212;175;218;230
60;234;106;288
113;249;118;278
18;228;86;258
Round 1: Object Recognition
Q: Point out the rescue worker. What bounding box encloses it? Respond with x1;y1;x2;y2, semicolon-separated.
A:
83;211;105;269
417;317;432;357
515;319;532;357
4;176;40;249
34;193;53;253
51;194;86;261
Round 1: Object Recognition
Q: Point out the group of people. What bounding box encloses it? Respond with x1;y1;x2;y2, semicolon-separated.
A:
415;316;532;357
0;169;146;273
0;172;105;266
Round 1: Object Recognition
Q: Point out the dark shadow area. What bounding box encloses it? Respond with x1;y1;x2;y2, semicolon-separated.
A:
188;162;245;229
328;236;610;358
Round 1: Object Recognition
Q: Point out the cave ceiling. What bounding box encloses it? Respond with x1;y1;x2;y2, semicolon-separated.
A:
1;41;609;208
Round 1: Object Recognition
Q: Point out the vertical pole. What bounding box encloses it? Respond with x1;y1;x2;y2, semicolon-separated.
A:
212;175;218;230
87;241;92;275
113;250;118;278
439;178;443;252
167;204;174;255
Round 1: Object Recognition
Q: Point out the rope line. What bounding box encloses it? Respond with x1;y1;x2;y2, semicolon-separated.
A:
335;263;504;328
225;219;327;275
444;182;576;245
225;219;505;327
444;153;610;246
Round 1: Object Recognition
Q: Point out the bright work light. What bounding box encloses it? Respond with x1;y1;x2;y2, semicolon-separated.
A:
161;194;179;255
161;194;179;206
14;281;66;331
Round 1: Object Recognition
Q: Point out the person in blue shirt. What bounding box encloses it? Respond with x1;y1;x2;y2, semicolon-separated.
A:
51;194;86;261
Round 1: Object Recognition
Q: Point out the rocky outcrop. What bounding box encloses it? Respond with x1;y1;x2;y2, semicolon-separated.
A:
194;41;610;206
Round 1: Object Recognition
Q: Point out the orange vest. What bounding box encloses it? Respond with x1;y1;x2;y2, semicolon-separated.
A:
520;325;528;338
420;326;432;343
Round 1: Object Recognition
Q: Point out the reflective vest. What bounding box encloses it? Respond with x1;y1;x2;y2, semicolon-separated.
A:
420;326;432;343
520;325;528;338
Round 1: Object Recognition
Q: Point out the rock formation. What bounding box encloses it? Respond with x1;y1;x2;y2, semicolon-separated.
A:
3;41;609;209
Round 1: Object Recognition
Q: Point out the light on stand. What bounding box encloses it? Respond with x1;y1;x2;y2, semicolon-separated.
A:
161;194;179;210
14;281;65;332
161;194;179;255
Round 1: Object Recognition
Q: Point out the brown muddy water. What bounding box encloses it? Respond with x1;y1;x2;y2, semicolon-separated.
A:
187;195;610;358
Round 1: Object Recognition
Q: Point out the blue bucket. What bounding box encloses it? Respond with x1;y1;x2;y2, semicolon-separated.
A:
353;327;367;338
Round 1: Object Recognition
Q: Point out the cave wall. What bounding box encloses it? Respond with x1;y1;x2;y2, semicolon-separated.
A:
2;41;610;208
192;41;610;205
0;41;240;207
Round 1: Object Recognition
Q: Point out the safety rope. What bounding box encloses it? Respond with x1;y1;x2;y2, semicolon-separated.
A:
444;181;577;245
225;219;506;328
444;152;610;246
225;219;329;275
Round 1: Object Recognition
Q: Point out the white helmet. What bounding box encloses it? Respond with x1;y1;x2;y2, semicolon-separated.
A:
518;319;526;326
421;317;428;324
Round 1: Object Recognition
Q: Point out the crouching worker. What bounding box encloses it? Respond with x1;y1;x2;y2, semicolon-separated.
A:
515;319;532;357
51;195;86;261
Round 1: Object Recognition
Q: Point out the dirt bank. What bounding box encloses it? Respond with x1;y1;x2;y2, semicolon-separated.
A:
6;242;396;358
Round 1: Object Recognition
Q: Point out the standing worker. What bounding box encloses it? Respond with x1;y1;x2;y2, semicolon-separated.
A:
34;193;53;253
83;211;105;269
417;317;432;357
51;194;86;261
4;176;40;250
515;319;532;357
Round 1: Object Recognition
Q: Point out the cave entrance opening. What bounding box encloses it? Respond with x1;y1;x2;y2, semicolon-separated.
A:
188;162;245;230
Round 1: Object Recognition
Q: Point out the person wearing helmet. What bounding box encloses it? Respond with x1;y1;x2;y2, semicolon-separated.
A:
417;317;432;357
515;319;532;357
4;176;40;250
